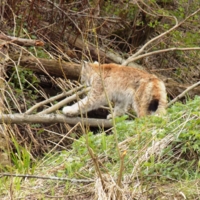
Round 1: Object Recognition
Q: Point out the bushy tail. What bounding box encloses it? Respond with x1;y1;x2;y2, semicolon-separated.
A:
148;79;167;115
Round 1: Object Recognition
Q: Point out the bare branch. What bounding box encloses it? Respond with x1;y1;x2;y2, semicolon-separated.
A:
122;8;200;66
38;87;90;114
125;47;200;62
167;80;200;107
0;33;44;47
0;114;112;128
25;85;84;114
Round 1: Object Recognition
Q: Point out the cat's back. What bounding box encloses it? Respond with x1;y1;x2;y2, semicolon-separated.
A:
90;63;154;80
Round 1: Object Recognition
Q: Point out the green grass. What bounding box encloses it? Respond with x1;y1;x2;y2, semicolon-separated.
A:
0;96;200;199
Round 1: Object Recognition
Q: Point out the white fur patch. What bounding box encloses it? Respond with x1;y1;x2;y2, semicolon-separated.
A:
62;106;77;116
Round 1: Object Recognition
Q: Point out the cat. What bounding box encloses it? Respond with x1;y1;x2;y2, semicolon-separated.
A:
62;61;167;119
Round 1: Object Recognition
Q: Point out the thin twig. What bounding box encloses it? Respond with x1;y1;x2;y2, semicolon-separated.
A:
0;173;93;183
25;85;84;114
167;80;200;107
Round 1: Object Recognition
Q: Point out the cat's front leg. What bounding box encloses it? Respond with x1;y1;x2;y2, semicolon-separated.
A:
62;97;88;116
62;89;107;116
62;104;79;116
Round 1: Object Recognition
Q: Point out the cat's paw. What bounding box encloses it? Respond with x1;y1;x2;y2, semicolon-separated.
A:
106;114;113;119
62;106;76;116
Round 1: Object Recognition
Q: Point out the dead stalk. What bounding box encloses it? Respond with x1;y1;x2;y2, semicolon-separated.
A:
85;131;105;188
116;151;126;200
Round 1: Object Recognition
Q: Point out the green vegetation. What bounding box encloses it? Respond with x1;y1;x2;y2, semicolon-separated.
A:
7;66;40;112
1;96;199;199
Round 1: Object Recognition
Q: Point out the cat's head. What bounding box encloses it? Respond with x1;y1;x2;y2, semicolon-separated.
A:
81;61;98;86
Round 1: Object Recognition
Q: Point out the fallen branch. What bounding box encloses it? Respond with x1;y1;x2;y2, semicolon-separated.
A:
25;85;84;114
38;87;90;114
0;173;93;183
0;33;44;47
10;55;81;79
0;114;112;128
167;80;200;107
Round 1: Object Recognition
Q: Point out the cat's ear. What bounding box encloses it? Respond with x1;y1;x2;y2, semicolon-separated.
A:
81;61;93;86
93;61;99;64
82;61;92;72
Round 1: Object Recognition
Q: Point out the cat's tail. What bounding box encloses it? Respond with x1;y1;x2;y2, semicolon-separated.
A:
148;78;167;115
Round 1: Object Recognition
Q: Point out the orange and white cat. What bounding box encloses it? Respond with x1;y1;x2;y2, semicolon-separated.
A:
62;62;167;119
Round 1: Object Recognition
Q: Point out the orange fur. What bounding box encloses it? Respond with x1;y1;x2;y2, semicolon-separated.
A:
63;62;167;118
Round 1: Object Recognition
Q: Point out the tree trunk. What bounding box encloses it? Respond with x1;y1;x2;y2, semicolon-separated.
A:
10;54;200;98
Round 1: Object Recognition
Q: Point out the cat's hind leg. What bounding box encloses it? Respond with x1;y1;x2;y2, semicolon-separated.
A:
107;101;128;119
